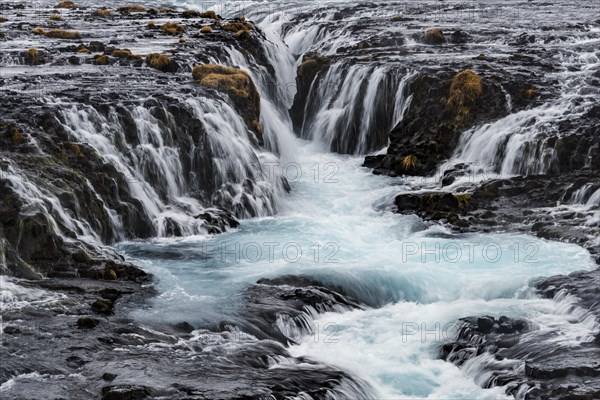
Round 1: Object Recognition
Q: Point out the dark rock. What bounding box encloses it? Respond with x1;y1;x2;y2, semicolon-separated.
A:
77;316;100;329
3;325;21;335
102;373;117;381
91;299;114;315
172;321;195;333
101;385;151;400
66;355;87;369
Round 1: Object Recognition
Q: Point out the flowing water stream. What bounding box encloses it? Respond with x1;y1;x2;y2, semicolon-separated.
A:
110;0;600;397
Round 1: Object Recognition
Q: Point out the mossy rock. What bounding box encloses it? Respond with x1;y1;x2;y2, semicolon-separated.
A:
423;28;445;45
55;0;76;9
77;316;100;329
192;64;262;139
145;53;177;73
161;22;185;35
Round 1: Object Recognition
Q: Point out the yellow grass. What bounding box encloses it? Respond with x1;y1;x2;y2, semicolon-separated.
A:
161;22;185;35
45;29;81;39
221;22;252;33
55;1;76;9
93;8;112;17
200;26;212;33
445;70;483;124
192;64;254;98
146;53;172;71
424;28;444;44
401;155;418;170
199;11;219;19
117;5;146;13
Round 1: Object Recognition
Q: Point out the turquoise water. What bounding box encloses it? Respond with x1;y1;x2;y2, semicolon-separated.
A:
118;141;596;398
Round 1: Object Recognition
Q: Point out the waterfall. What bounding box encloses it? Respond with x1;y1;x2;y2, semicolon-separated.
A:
57;95;288;236
446;51;600;177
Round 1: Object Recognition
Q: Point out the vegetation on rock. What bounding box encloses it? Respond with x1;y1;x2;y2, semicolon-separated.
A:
55;1;76;9
401;155;418;170
199;11;220;19
117;5;146;13
94;55;109;65
162;22;185;35
93;8;112;17
200;26;213;33
424;28;445;44
146;53;176;72
192;64;261;136
445;70;483;124
45;29;82;39
222;21;252;34
49;14;62;21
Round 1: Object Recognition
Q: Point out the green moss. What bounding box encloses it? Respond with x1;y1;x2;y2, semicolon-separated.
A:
454;194;472;209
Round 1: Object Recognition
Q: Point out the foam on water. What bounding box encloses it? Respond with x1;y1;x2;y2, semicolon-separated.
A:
119;141;595;397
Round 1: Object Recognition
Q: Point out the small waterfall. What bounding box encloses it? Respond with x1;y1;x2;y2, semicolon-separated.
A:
57;95;287;237
296;63;414;155
446;51;600;177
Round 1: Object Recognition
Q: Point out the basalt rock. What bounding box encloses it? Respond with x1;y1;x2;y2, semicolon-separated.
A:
192;64;262;140
289;53;331;131
367;69;508;176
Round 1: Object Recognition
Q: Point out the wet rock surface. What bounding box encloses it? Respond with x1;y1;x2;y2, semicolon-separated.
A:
278;0;600;397
0;0;286;280
1;0;600;398
0;276;373;399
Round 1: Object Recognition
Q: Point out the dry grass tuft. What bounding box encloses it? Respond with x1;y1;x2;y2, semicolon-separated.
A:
424;28;445;45
69;143;84;157
159;7;174;13
111;49;132;58
146;53;173;72
45;29;81;39
94;54;109;65
93;8;112;17
0;16;7;23
454;193;472;209
192;64;254;99
147;21;156;28
117;5;146;13
199;11;220;19
178;36;185;44
222;21;252;33
200;26;212;33
55;1;76;9
49;14;62;21
236;30;250;40
524;87;537;98
27;48;40;59
32;27;46;35
162;22;185;35
401;155;418;170
445;70;483;124
250;120;262;136
181;10;199;18
11;128;26;145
